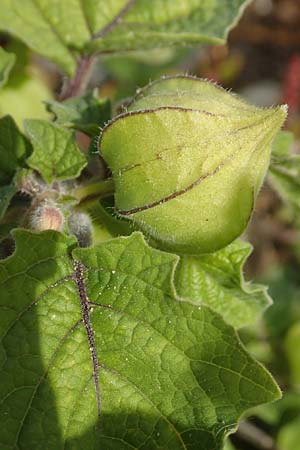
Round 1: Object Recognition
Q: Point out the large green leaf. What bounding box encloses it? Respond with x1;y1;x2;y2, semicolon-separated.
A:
0;47;15;88
0;0;249;75
25;119;87;184
0;230;280;450
175;240;271;329
269;131;300;213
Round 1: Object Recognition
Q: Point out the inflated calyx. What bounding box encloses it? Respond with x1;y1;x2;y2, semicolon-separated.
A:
100;75;287;254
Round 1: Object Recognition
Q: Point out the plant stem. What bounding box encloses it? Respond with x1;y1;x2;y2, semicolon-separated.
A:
237;421;278;450
71;178;114;202
60;55;96;100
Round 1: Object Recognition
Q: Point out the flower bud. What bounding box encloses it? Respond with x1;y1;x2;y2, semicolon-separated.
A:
100;76;287;254
68;211;93;247
30;200;64;232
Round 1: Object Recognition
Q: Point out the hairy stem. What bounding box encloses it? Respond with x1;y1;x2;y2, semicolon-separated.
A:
71;178;115;203
60;55;96;100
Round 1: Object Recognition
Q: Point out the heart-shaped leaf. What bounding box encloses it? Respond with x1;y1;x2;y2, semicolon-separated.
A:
0;230;280;450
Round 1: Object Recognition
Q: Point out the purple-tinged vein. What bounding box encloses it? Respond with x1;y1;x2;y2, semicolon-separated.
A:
74;261;101;415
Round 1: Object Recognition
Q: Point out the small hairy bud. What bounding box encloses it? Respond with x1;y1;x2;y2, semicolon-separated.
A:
30;200;64;232
100;75;287;255
68;211;92;247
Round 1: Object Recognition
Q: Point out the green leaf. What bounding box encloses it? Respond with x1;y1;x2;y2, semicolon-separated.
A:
269;131;300;213
175;240;271;329
0;0;249;75
46;91;111;136
25;119;87;184
0;115;32;185
88;0;249;54
101;75;286;255
0;230;280;449
0;47;15;88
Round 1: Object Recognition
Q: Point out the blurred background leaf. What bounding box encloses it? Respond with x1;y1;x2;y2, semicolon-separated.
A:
0;0;249;74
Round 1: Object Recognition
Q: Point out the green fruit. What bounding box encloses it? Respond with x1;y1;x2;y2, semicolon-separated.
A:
100;75;287;254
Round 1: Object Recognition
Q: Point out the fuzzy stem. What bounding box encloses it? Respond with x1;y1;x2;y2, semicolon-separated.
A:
60;55;96;100
71;178;114;202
